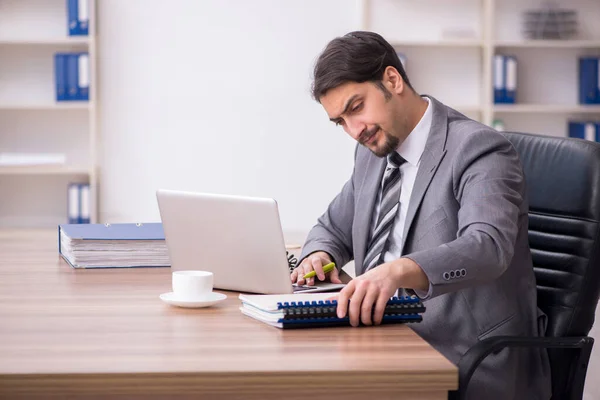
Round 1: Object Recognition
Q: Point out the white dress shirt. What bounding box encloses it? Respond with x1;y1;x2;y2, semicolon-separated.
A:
371;97;433;295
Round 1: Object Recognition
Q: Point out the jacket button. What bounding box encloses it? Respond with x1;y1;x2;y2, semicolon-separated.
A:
443;272;450;280
461;268;467;277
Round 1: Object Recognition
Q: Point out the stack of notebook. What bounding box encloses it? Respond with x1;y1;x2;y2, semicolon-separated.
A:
58;223;170;269
239;293;425;329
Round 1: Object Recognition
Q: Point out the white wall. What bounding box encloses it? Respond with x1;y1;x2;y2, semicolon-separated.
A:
97;0;359;241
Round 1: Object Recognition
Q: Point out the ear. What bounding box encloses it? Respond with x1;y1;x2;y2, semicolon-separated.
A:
382;66;405;95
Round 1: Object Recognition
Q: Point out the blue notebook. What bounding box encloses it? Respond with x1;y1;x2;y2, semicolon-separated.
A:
239;293;424;329
58;223;170;268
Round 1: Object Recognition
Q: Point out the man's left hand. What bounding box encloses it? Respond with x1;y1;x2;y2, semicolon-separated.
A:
335;258;428;327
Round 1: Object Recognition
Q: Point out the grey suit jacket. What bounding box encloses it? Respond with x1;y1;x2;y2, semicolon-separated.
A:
299;96;551;400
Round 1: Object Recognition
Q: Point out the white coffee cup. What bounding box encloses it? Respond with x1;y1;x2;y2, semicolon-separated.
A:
172;270;214;300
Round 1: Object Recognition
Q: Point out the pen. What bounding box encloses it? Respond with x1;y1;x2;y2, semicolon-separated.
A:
303;262;336;279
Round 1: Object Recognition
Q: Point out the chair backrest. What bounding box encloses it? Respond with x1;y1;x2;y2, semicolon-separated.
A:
503;131;600;338
504;131;600;398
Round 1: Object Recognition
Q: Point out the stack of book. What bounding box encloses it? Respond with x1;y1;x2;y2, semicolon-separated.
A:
239;293;425;329
58;223;170;269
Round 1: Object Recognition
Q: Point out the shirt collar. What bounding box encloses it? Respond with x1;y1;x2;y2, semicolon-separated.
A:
395;96;432;167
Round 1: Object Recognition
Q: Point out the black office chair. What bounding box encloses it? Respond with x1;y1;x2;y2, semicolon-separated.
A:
456;132;600;400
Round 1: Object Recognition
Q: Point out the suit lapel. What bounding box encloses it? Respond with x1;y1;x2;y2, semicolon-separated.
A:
401;96;449;252
353;155;386;277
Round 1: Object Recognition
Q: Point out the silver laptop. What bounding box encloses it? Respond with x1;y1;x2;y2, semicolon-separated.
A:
156;189;347;294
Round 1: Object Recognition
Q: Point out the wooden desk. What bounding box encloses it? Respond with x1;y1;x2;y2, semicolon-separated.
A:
0;230;457;399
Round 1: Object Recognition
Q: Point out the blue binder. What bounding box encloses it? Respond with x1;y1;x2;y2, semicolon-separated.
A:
77;53;90;101
67;0;89;36
584;122;597;142
67;0;78;35
78;183;90;224
67;183;80;224
65;53;79;100
569;121;584;140
54;53;67;102
579;57;599;104
493;54;506;104
504;55;517;104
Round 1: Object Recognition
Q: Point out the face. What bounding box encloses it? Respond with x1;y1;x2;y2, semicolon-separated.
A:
320;68;412;158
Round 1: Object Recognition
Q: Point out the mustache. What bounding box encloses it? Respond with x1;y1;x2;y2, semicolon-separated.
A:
358;126;380;144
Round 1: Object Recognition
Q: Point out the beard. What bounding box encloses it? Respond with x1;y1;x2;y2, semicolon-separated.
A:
359;125;400;158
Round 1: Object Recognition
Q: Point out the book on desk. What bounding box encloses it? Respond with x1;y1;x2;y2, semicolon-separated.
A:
58;223;171;268
239;293;425;329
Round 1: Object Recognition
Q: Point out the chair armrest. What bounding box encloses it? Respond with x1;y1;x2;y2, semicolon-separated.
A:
456;336;594;400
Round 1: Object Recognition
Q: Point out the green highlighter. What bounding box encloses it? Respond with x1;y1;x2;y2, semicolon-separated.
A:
302;262;336;279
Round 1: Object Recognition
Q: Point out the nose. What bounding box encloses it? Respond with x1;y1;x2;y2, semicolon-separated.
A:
344;118;366;141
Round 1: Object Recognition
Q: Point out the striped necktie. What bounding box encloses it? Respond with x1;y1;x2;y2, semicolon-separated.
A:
362;152;406;274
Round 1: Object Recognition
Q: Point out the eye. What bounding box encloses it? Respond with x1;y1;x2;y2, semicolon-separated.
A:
351;103;363;113
335;119;345;127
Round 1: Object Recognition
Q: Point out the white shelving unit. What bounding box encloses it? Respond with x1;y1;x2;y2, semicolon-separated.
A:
360;0;600;137
0;0;98;228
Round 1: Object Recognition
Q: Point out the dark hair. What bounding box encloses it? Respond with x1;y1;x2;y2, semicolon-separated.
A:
311;31;413;102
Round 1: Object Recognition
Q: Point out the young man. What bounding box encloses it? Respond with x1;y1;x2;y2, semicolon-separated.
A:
291;31;551;400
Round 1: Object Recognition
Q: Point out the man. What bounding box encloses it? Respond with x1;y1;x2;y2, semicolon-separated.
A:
290;31;551;400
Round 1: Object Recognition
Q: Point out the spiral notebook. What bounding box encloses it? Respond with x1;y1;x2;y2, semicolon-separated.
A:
239;293;425;329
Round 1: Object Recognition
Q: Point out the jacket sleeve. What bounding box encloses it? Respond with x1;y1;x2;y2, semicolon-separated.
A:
405;130;526;299
298;146;359;269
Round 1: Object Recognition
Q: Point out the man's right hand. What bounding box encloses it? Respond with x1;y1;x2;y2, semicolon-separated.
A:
290;251;343;286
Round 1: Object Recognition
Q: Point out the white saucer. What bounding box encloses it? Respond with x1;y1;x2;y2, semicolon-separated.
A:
159;292;227;308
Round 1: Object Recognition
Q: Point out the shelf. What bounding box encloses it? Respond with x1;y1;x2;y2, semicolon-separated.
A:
390;39;483;48
0;103;91;111
494;40;600;49
0;37;90;46
0;165;90;176
493;105;600;114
